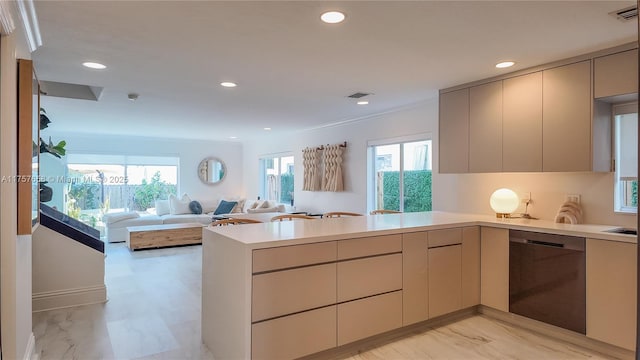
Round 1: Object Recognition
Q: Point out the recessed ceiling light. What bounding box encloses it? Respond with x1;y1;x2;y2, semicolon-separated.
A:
357;100;369;105
496;61;515;69
229;136;237;139
82;62;106;70
264;127;271;131
220;82;237;88
321;11;345;24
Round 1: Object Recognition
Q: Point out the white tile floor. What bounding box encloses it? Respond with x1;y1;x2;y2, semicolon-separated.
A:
32;242;617;360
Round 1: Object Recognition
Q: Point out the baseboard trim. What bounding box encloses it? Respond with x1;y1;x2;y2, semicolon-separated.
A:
23;332;35;360
479;305;635;360
32;285;107;312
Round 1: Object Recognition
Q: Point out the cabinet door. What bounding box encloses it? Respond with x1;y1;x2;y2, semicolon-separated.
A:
252;306;336;360
586;239;637;351
439;88;469;173
503;72;543;172
480;227;509;312
542;60;592;171
428;244;462;318
469;81;503;172
402;232;428;325
337;291;402;346
461;226;480;308
594;49;638;98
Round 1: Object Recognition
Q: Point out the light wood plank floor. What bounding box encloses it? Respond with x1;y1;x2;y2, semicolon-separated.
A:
33;243;617;359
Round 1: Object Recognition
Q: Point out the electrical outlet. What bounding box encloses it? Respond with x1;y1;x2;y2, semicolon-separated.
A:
520;192;531;204
566;194;581;204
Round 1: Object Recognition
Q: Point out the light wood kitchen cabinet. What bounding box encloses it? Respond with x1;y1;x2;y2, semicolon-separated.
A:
337;291;403;346
594;49;638;99
542;60;592;172
461;226;480;308
480;227;509;312
402;231;429;325
252;305;336;360
586;239;637;351
502;72;543;172
469;80;503;172
439;88;469;173
252;241;336;273
337;253;402;302
337;234;401;260
428;244;462;318
252;263;336;322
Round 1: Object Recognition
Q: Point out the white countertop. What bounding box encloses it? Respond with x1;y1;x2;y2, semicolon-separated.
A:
205;211;637;248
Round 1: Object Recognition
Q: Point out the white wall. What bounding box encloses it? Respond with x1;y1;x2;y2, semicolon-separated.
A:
46;132;244;202
242;98;637;229
242;100;438;214
1;25;35;360
32;225;106;312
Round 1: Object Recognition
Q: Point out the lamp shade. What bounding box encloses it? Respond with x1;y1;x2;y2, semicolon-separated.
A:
490;188;519;218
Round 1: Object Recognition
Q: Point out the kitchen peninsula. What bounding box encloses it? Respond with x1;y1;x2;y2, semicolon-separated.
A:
201;211;636;360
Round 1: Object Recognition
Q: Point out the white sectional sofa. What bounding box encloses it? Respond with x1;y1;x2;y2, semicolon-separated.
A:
103;197;286;243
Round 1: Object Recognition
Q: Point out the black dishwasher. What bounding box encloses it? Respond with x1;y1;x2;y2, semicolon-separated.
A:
509;230;586;334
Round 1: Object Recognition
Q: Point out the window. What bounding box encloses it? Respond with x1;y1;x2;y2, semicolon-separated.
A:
368;137;432;212
259;155;294;204
64;154;179;236
614;103;638;213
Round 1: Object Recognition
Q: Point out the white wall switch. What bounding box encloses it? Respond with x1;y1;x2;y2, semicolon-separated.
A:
566;194;581;204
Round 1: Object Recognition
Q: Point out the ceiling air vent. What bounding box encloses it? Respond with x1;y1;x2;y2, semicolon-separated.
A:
610;5;638;22
347;92;371;99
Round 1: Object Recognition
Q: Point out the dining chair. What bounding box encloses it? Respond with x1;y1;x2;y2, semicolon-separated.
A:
270;214;315;221
211;218;263;226
323;211;363;218
370;209;402;215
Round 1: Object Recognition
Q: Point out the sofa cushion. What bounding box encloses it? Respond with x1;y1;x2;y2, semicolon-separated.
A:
169;193;192;214
155;199;170;216
103;211;140;224
160;214;211;225
214;200;237;215
189;200;203;214
106;214;163;229
247;206;284;213
231;198;246;213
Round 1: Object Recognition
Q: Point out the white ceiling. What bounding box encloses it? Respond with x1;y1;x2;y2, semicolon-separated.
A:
32;1;637;141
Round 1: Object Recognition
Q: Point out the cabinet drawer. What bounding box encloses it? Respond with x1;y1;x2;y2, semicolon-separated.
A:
252;305;336;360
337;234;401;260
428;228;462;248
337;253;402;302
337;291;402;346
252;241;336;273
252;263;336;322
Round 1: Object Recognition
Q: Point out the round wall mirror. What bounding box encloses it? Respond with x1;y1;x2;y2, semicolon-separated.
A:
198;157;226;184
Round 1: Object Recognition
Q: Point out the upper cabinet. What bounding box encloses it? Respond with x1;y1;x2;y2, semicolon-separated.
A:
542;61;592;172
594;49;638;99
469;81;503;172
502;72;543;172
439;44;636;174
439;88;469;173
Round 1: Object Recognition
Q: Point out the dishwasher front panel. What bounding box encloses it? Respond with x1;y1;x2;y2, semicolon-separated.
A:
509;230;586;334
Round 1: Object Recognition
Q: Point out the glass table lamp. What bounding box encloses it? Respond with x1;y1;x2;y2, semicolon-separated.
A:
490;188;519;218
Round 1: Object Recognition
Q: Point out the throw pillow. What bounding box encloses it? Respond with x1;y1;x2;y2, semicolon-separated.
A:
189;200;203;214
214;200;238;215
155;199;170;216
231;198;246;213
169;193;192;215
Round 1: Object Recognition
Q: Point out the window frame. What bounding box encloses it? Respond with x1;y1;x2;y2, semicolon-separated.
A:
258;153;294;204
613;102;638;214
366;133;433;213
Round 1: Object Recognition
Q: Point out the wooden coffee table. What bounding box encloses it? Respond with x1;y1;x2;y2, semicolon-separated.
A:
127;223;204;250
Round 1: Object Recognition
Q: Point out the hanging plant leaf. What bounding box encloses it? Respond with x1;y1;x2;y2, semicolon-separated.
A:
40;112;50;130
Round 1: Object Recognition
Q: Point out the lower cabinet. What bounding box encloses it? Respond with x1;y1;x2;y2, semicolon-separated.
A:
586;239;637;351
480;227;509;311
252;306;337;360
337;291;403;346
428;244;462;318
402;232;429;325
